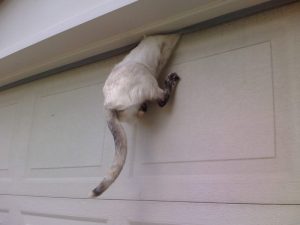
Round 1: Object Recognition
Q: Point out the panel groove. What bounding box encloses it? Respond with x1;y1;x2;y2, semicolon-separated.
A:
269;41;278;159
0;209;9;213
39;82;104;98
142;156;276;165
171;40;271;66
1;194;300;206
22;211;107;223
30;165;102;170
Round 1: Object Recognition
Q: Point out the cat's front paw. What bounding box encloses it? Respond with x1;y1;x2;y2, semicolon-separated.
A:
166;72;180;88
168;72;180;82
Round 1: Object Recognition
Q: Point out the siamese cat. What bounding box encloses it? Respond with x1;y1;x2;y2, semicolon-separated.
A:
91;34;181;197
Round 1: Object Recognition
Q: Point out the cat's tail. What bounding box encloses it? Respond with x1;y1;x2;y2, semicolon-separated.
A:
90;109;127;198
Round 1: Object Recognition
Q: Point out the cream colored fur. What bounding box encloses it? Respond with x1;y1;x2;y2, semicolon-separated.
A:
91;34;180;197
103;34;180;120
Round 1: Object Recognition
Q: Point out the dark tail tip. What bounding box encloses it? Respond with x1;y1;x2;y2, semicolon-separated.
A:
89;188;103;198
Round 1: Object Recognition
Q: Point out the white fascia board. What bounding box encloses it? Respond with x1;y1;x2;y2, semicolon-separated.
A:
0;0;137;59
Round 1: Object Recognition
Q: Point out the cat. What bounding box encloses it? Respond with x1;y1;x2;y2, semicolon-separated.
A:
90;34;180;197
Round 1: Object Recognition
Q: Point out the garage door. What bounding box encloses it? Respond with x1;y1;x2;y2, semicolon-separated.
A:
1;3;300;225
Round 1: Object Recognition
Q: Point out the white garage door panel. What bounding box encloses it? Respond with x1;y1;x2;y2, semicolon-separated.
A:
136;41;274;164
10;58;134;195
0;103;17;170
29;84;105;170
0;88;26;194
0;103;16;185
1;196;300;225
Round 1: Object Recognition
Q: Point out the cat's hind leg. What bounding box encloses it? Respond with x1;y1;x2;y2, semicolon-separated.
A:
137;102;148;117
